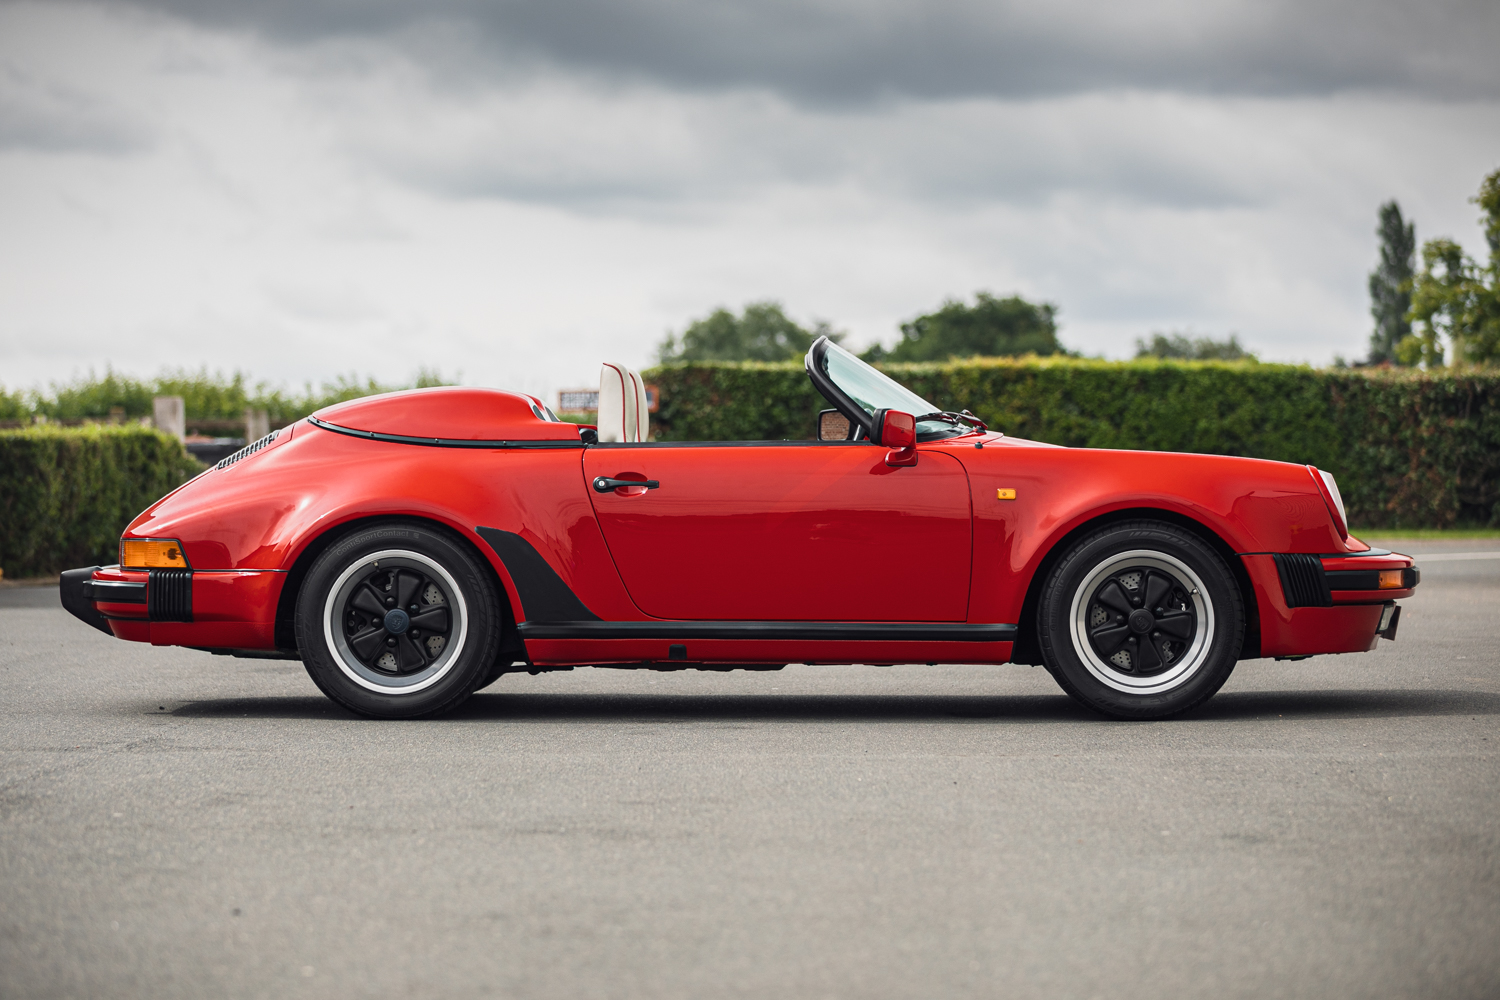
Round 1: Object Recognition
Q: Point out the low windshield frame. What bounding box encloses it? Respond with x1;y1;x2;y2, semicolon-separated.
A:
804;337;969;442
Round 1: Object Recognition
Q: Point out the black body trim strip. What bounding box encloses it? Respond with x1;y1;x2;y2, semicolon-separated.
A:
84;579;147;603
1238;548;1394;558
1325;567;1420;591
517;621;1019;642
475;527;602;623
309;415;584;450
589;439;873;448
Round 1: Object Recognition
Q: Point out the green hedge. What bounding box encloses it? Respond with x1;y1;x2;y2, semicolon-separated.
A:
646;359;1500;529
0;426;201;578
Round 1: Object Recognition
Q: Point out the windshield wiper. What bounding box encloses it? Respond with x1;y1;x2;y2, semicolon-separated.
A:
914;410;988;432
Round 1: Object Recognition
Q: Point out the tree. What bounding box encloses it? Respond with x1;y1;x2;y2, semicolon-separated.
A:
656;301;842;363
1133;332;1256;361
1368;200;1416;365
870;292;1064;362
1401;168;1500;368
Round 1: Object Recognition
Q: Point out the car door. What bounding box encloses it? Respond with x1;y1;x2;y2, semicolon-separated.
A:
583;442;972;622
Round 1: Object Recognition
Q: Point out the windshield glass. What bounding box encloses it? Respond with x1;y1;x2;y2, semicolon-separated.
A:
817;340;967;439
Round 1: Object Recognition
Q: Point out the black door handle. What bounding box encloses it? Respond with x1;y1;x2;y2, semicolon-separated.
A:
593;477;660;493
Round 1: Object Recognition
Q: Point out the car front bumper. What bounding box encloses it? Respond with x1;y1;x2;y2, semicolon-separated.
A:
1241;549;1417;658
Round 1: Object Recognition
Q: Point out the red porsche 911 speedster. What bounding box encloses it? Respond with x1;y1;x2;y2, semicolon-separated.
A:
61;338;1418;719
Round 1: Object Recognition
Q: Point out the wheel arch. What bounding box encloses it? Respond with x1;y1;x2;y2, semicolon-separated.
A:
273;513;522;662
1009;506;1260;665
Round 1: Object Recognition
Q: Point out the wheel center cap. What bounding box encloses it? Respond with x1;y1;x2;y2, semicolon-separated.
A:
384;608;411;635
1128;609;1155;634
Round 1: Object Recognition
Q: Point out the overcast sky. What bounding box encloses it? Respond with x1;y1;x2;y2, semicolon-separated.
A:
2;0;1498;401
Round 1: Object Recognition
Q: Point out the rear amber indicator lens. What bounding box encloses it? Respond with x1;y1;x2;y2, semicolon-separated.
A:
1378;569;1403;589
120;539;188;569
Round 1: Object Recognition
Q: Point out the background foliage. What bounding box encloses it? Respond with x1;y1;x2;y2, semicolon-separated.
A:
1402;168;1500;367
647;358;1500;528
656;301;843;363
1134;332;1255;361
865;292;1066;362
1368;200;1416;365
0;367;453;428
0;425;201;578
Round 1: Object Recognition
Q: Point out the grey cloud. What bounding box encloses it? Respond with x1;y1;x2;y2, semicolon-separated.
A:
341;85;1279;213
108;0;1500;102
0;62;152;153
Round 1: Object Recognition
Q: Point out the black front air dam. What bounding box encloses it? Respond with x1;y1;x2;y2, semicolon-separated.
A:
60;566;112;635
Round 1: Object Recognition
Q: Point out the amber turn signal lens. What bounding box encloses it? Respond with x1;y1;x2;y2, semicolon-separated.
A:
120;538;188;569
1378;569;1404;589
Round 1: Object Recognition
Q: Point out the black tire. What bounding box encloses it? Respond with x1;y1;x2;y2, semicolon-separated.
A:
475;662;509;691
1037;520;1243;720
295;521;502;718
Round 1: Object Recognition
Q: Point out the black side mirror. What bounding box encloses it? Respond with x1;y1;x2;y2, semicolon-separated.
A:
818;409;854;441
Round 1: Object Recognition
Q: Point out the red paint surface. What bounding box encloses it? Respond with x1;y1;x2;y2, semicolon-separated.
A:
583;444;972;621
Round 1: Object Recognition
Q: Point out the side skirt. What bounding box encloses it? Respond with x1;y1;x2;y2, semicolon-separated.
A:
517;621;1017;642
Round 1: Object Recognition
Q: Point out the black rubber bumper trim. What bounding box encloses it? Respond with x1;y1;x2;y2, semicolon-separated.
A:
83;579;147;603
517;621;1019;642
1326;567;1422;591
147;568;193;622
1272;553;1332;608
60;566;113;635
309;415;583;450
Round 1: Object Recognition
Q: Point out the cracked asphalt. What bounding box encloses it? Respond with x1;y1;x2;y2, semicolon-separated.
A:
2;540;1497;999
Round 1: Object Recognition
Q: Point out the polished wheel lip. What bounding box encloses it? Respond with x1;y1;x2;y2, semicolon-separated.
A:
322;548;470;694
1068;549;1214;695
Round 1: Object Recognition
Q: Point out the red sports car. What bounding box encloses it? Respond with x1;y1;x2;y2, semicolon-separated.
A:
61;339;1418;719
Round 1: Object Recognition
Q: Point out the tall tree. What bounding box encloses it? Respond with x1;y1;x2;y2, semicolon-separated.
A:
1134;333;1255;361
873;292;1064;362
1368;201;1416;365
657;302;841;363
1402;169;1500;368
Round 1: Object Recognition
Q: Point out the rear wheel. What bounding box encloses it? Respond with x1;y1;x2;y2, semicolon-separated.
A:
1038;520;1243;719
295;522;501;718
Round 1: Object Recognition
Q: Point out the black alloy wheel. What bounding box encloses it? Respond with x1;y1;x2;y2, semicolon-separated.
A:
338;564;454;675
296;521;503;718
1037;520;1243;719
1082;565;1199;677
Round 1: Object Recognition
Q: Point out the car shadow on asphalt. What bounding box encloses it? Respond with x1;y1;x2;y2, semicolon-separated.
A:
165;687;1500;723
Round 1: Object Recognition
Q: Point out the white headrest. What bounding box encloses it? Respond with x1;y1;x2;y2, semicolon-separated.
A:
597;363;649;443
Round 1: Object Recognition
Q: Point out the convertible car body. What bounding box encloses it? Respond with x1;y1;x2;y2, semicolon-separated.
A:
62;339;1418;719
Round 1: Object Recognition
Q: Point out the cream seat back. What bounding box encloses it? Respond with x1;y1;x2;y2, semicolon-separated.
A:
596;363;649;443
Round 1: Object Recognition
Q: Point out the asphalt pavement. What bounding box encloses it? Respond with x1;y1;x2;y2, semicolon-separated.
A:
2;540;1497;999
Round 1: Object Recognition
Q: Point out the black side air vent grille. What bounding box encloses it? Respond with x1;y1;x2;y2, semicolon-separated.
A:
216;429;281;470
148;569;193;622
1273;553;1332;608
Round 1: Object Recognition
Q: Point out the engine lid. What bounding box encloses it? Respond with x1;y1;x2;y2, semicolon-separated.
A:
312;387;579;442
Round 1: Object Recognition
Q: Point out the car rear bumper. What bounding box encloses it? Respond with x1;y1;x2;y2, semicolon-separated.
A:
1241;550;1416;658
60;564;286;650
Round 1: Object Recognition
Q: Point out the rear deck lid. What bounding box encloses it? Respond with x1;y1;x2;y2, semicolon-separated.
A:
312;387;578;442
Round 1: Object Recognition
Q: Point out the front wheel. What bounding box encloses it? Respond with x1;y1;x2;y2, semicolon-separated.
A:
295;522;502;718
1037;520;1243;719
